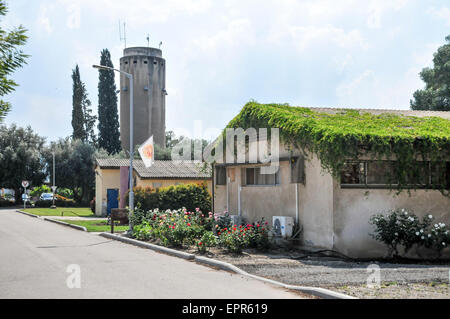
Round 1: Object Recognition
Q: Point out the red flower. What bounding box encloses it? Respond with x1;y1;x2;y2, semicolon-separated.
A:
187;223;191;226
218;232;221;235
198;242;203;246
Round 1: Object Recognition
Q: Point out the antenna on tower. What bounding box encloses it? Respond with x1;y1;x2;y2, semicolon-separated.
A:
146;34;150;56
159;41;162;49
119;20;127;49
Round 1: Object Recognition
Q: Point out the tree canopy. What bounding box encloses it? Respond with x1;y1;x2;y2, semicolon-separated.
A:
411;35;450;111
0;1;28;122
0;124;46;202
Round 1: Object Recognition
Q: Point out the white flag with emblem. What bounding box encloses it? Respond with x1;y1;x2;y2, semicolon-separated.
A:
138;135;154;167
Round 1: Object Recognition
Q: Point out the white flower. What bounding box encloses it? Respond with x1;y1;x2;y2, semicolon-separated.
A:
401;209;405;212
434;224;438;228
442;242;446;246
420;229;424;233
395;232;398;236
428;234;431;238
421;236;425;240
428;214;433;219
415;232;420;236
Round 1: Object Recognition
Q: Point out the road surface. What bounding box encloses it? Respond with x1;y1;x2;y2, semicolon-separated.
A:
0;209;303;299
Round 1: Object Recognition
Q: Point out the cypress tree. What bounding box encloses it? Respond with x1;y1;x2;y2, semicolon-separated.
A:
97;49;121;154
71;64;97;144
71;65;85;140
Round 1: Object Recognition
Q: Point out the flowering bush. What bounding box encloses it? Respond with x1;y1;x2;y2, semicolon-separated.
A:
217;225;249;253
217;220;271;253
132;207;215;248
370;209;449;257
246;218;271;250
196;231;217;253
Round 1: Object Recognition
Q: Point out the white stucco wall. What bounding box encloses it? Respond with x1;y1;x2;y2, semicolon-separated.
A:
333;186;450;258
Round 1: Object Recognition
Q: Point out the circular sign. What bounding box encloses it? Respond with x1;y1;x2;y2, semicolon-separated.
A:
21;180;29;188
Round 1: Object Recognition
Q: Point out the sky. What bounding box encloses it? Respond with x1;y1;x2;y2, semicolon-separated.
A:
2;0;449;143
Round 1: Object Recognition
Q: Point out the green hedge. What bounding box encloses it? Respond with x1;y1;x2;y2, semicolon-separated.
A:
0;199;15;207
126;183;211;213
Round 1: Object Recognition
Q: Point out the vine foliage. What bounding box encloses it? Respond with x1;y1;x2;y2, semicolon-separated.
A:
225;102;450;195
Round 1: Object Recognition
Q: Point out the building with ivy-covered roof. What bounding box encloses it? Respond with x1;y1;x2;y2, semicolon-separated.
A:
212;102;450;259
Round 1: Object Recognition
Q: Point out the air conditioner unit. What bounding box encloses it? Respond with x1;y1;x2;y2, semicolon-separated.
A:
230;215;242;226
272;216;294;238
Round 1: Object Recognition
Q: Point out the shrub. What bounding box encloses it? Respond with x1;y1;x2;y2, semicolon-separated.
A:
0;199;14;207
196;231;217;253
34;199;77;208
370;209;448;257
126;183;211;213
246;218;271;250
217;225;250;253
131;208;215;248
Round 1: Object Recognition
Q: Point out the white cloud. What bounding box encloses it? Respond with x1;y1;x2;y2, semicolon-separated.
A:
286;25;369;51
66;3;81;29
427;6;450;26
37;5;53;33
336;70;374;100
367;0;409;29
58;0;212;25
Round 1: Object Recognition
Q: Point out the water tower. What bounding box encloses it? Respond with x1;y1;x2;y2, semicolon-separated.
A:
119;47;166;151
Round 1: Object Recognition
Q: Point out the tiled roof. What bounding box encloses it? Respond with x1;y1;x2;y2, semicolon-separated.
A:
95;158;211;179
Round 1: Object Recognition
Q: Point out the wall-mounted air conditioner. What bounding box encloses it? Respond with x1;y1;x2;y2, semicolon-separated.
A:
272;216;294;238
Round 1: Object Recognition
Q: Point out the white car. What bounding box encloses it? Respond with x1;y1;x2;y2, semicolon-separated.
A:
39;193;55;201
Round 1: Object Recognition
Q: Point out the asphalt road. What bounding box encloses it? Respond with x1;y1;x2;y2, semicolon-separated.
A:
0;209;302;299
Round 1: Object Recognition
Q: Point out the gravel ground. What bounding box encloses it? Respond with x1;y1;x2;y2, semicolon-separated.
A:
196;247;450;298
132;238;450;299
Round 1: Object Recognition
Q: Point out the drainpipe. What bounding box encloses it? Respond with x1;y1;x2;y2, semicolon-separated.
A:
238;186;242;217
295;183;299;224
226;170;229;213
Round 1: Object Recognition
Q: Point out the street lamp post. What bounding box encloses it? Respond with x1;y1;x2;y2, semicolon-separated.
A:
93;64;134;233
51;151;56;209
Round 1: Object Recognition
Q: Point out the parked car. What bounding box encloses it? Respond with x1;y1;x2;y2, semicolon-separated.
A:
39;193;55;201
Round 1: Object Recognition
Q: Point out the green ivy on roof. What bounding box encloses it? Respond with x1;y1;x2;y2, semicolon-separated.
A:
225;102;450;195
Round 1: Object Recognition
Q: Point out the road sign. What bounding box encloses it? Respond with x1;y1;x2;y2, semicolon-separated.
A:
21;180;29;188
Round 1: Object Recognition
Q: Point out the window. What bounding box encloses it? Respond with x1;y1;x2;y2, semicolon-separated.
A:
341;162;365;185
366;161;395;185
245;167;279;186
431;162;450;189
341;160;450;189
216;166;226;185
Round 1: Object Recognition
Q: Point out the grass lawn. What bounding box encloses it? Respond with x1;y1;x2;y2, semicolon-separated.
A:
23;207;94;217
64;220;129;233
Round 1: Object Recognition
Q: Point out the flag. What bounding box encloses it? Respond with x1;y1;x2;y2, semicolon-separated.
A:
138;135;154;167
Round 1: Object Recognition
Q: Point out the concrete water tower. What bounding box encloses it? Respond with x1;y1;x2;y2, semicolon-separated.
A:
119;47;166;151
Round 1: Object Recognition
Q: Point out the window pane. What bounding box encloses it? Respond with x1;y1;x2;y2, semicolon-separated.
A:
341;162;365;184
246;168;255;185
431;162;449;187
216;167;226;185
367;161;395;184
404;162;429;185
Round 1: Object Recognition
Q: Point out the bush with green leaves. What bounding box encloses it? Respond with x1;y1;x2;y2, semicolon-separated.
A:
126;183;211;213
370;209;448;257
30;185;51;198
196;231;217;253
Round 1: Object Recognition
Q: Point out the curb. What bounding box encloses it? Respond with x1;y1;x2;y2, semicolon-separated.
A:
15;210;39;218
42;217;87;232
100;232;356;299
100;233;195;260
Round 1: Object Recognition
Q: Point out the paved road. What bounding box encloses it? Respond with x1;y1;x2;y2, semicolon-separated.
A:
0;209;302;299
